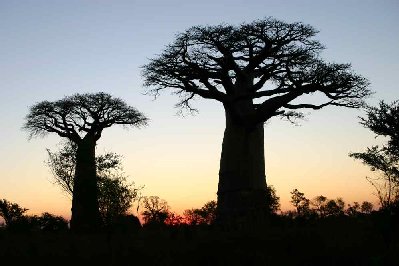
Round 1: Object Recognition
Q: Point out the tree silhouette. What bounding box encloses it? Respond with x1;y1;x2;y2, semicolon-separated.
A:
24;92;148;232
0;199;28;227
311;195;327;216
266;185;280;213
141;196;170;225
37;212;69;232
290;189;311;217
46;141;142;226
360;201;373;214
350;101;399;209
323;198;345;217
143;17;371;223
184;200;217;225
346;201;361;217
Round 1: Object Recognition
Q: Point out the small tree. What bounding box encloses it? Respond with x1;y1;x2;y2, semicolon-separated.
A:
165;212;185;226
346;202;361;216
97;175;138;226
323;198;345;217
311;195;327;217
266;185;280;214
350;101;399;209
361;201;374;214
143;17;370;223
290;189;311;217
184;200;217;225
24;92;148;231
141;196;170;225
38;212;68;232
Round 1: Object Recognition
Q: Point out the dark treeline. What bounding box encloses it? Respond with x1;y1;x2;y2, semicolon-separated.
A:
0;187;398;265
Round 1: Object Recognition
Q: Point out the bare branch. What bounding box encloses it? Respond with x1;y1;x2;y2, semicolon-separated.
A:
142;17;371;121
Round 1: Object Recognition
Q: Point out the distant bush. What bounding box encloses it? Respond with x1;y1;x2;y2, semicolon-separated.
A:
0;199;28;226
109;214;141;233
141;196;170;226
38;212;68;232
0;199;68;232
184;200;217;226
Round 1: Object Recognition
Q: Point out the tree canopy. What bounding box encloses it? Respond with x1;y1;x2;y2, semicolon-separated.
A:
24;92;148;142
0;199;28;226
141;196;170;225
143;17;371;122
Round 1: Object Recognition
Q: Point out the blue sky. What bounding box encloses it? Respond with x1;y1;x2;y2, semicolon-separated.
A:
0;0;398;217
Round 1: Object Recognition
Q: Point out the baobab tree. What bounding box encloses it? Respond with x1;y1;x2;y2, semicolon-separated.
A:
142;18;371;224
24;92;148;231
46;141;143;227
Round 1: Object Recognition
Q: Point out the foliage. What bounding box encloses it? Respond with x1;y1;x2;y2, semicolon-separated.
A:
47;141;142;225
46;141;76;195
359;101;399;153
0;199;28;226
351;147;399;208
311;195;327;216
346;202;361;216
290;190;375;219
182;189;277;225
109;214;141;232
141;196;170;225
361;201;374;214
0;199;68;232
97;175;139;225
290;189;311;216
310;196;345;217
37;212;68;232
184;200;217;225
323;198;345;217
165;212;185;226
7;213;68;232
143;17;370;118
350;100;399;209
266;185;281;213
291;191;337;218
24;92;148;141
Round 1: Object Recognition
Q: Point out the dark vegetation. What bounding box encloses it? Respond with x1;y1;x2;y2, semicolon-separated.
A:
1;18;397;265
1;188;398;265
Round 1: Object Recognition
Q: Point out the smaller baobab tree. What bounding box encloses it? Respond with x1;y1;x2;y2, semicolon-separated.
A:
46;141;143;227
24;92;148;232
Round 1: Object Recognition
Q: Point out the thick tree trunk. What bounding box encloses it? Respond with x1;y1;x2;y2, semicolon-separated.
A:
70;135;101;232
217;108;268;226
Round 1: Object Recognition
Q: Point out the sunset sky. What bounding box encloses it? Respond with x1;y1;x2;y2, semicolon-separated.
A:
0;0;398;219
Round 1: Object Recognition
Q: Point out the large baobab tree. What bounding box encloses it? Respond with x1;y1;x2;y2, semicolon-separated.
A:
142;18;371;224
24;92;148;232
